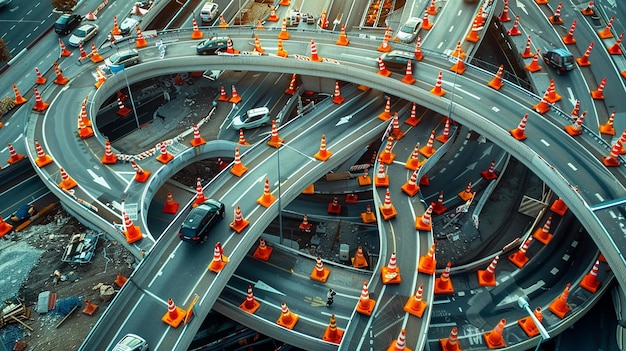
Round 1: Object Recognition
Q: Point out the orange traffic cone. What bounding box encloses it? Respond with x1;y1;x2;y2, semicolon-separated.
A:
432;190;447;214
379;189;398;220
78;42;88;59
422;13;433;30
548;283;571;318
218;15;228;27
477;256;500;286
498;0;511;22
34;67;46;85
387;329;411;351
481;160;498;180
59;38;71;57
58;168;77;190
401;169;420;197
430;71;446;96
378;27;391;52
426;0;438;15
135;26;147;48
414;35;424;61
208;242;228;272
533;88;551;114
101;139;117;165
488;65;504;90
217;85;229;101
577;41;594;66
374;164;390;187
276;39;288;57
550;197;568;216
276;302;299;329
131;161;150;182
193;178;207;207
415;204;434;231
240;285;261;314
378;97;392;120
608;33;624;55
520;35;533;58
314;134;332;161
510;113;529;140
451;41;466;59
238;129;250;146
564;111;586;136
466;16;480;42
420;130;437;157
230;206;250;234
381;252;401;284
278;18;290;40
310;40;322;62
32;88;49;112
310;256;331;282
358;167;372;186
332;81;345;104
299;213;312;231
12;84;27;105
323;314;344;344
257;178;276;207
581;1;595;15
440;327;461;351
509;237;532;268
580;260;601;293
483;319;506;348
162;192;180;214
356;281;376;316
114;272;127;287
533;216;553;245
549;2;563;24
82;300;99;315
405;142;424;170
267;6;278;21
122;210;142;244
434;262;454;294
267;120;283;148
253;237;273;261
518;307;544;337
111;16;121;35
156;141;174;164
336;24;349;46
90;43;104;63
591;77;607;99
191;18;203;39
436;117;451;143
458;181;473;201
379;136;396;164
53;65;69;85
230;147;248;177
328;195;341;214
285;73;297;95
600;111;616;135
418;243;437;274
525;49;542;72
0;216;13;238
351;246;369;268
401;59;416;84
189;124;206;147
563;20;577;44
602;139;622;167
377;56;392;77
229;84;242;104
162;298;186;328
360;204;377;224
545;79;561;103
34;139;53;167
6;143;24;164
507;15;521;35
598;16;615;39
404;284;427;317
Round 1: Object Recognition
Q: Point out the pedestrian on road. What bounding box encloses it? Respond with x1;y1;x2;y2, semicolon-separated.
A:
326;288;336;306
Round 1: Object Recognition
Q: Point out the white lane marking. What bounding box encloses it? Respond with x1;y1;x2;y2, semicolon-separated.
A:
567;163;577;171
541;139;550;146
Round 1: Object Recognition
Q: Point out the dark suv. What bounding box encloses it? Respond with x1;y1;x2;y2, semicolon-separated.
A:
178;199;225;243
542;48;575;74
196;36;228;55
55;14;82;35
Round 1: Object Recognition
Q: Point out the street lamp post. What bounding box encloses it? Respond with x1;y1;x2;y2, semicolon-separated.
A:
517;296;550;351
277;141;283;244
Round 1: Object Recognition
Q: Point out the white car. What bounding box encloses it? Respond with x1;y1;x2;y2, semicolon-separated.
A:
68;23;99;47
396;17;422;43
112;333;148;351
231;107;270;130
200;2;219;23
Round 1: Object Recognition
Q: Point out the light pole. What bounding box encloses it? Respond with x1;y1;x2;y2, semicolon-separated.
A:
277;141;283;244
122;68;141;129
517;296;550;351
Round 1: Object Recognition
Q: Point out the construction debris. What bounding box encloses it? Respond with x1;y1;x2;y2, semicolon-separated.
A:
61;232;99;264
1;299;32;331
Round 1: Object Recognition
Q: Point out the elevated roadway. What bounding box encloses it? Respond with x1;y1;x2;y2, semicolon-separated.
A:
21;27;626;350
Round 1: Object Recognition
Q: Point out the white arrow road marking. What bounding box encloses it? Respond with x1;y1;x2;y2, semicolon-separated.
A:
87;169;111;189
255;280;285;296
567;87;577;105
516;0;528;15
453;162;477;181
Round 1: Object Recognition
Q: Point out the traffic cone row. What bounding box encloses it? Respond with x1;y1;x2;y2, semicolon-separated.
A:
131;161;150;182
34;139;53;167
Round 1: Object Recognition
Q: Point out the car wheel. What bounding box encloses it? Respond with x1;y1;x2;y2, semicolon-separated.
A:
221;210;225;219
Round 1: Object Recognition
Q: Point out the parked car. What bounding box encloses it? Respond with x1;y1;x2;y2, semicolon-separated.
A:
231;107;270;130
178;199;225;243
111;334;148;351
396;17;422;43
196;36;228;55
542;48;575;74
104;49;140;68
54;13;82;35
68;23;99;47
380;50;417;72
200;2;219;23
119;17;140;36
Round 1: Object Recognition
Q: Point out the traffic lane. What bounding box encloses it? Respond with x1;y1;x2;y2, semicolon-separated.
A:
0;172;50;219
0;0;54;55
421;0;478;54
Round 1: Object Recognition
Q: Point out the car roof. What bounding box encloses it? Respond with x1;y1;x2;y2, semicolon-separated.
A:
404;17;421;25
77;24;95;30
384;50;414;59
547;48;572;57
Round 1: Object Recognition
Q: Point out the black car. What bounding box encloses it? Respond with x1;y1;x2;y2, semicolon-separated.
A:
196;36;228;55
178;199;225;243
542;48;575;74
380;50;417;72
54;14;82;35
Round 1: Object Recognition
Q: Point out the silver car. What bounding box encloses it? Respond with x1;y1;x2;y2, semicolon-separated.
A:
112;333;148;351
396;17;422;43
68;23;99;47
231;107;270;130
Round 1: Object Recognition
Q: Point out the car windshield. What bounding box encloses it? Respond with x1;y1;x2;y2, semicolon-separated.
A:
75;29;87;37
563;55;575;65
58;16;68;24
119;335;143;348
400;24;415;32
109;53;122;63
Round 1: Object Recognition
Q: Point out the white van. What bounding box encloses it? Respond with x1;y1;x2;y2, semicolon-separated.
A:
200;2;219;23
